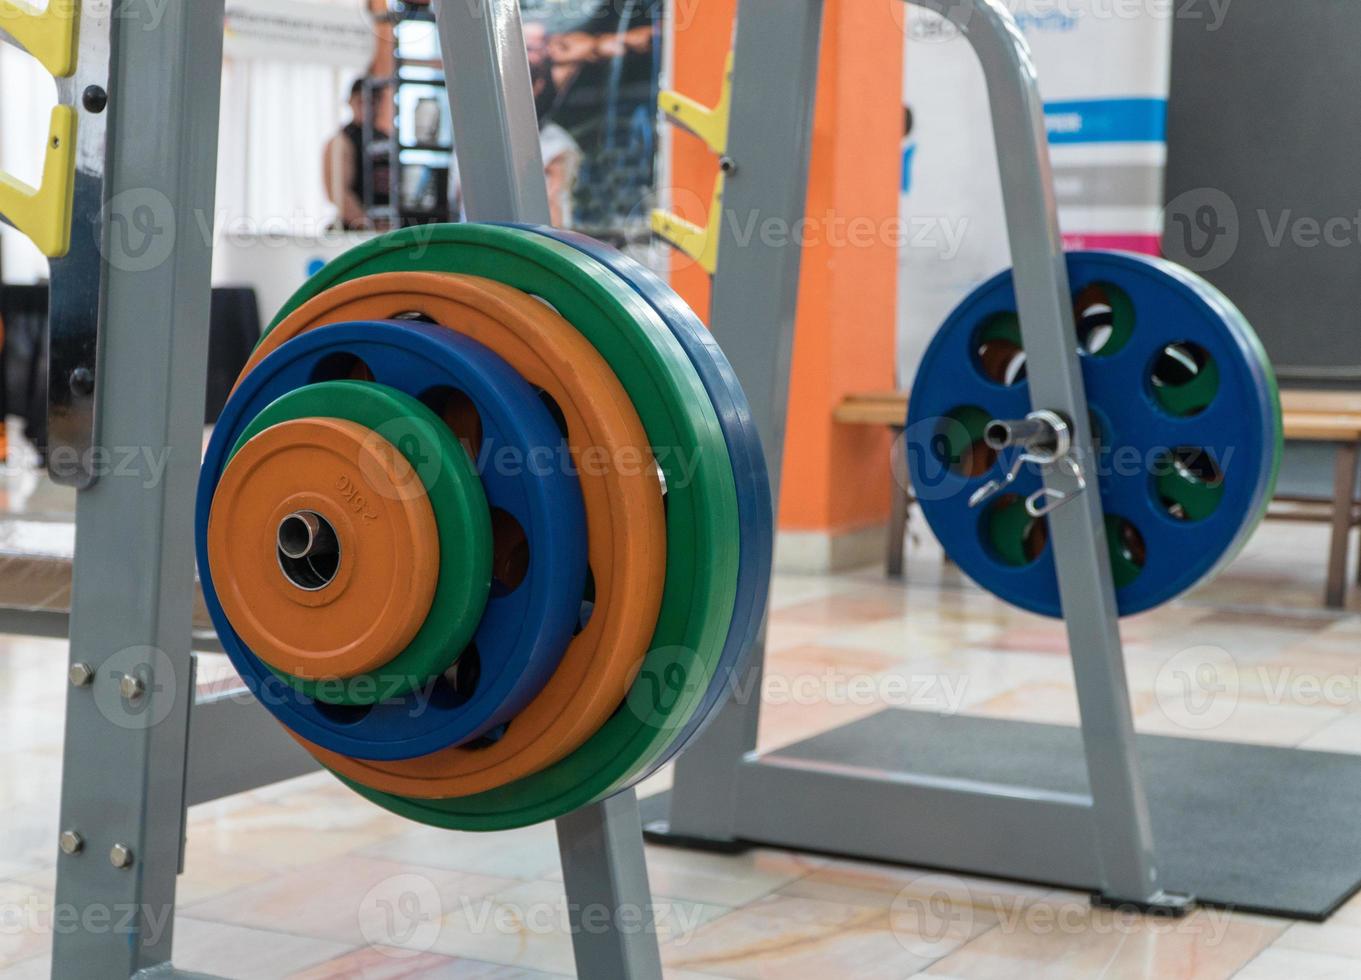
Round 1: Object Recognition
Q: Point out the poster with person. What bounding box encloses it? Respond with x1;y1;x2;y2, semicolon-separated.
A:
519;0;662;241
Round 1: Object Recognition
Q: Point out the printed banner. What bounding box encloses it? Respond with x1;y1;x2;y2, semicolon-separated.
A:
520;0;663;241
899;1;1173;383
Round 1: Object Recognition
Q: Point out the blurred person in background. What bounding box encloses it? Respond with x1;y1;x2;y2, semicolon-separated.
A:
324;79;393;230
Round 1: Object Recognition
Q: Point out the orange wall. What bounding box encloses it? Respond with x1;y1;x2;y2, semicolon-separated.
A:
670;0;902;536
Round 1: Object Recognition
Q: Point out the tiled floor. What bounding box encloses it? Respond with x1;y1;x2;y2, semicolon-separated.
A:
2;460;1361;977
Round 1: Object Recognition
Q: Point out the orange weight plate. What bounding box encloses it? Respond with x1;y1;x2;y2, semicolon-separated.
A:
248;271;667;797
207;416;439;681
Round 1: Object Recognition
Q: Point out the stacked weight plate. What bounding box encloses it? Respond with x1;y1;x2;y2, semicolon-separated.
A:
907;250;1282;617
196;224;773;831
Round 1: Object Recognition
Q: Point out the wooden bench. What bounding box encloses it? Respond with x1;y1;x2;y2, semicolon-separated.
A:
835;389;1361;609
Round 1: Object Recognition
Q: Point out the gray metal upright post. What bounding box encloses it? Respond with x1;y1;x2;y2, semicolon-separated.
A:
436;0;552;223
661;0;827;843
434;1;664;976
50;0;227;975
556;791;667;977
934;0;1162;905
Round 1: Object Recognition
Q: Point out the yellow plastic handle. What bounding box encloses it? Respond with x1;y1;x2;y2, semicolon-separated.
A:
0;0;81;77
650;173;724;276
0;106;77;258
658;52;733;156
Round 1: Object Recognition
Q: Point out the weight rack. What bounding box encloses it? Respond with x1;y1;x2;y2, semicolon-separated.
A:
1;0;665;976
646;0;1177;913
9;0;1354;974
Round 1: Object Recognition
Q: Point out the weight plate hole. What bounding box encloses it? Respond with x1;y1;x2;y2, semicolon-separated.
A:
1106;515;1147;587
576;568;597;636
529;294;563;316
313;699;374;726
1074;283;1135;357
490;509;530;595
935;406;998;477
1153;446;1225;522
310;352;375;384
434;643;482;709
276;511;341;591
463;722;509;750
1150;341;1219;417
535;387;570;440
391;309;439;324
421;387;483;462
982;493;1048;567
973;313;1027;386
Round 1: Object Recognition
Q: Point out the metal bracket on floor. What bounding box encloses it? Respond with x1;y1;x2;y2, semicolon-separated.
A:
1092;890;1196;918
641;811;752;856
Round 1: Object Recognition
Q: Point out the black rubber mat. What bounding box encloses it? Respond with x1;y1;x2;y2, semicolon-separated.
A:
648;710;1361;920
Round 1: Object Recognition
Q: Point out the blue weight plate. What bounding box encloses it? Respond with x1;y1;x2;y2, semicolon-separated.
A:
197;319;588;758
515;225;774;781
907;250;1280;617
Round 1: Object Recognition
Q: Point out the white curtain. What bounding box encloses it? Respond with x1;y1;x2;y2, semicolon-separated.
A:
0;46;57;284
215;59;351;239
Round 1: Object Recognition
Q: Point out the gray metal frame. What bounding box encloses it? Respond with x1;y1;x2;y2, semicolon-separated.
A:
662;0;825;840
437;0;556;223
50;0;230;973
6;0;1251;968
33;0;664;976
654;0;1183;912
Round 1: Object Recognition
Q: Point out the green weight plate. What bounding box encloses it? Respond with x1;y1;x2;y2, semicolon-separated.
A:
975;314;1026;386
1155;449;1225;523
1105;516;1145;589
940;405;994;475
984;496;1148;587
1153;345;1221;417
978;313;1021;345
1175;273;1282;575
267;224;740;829
1075;282;1136;357
986;495;1043;567
228;380;492;705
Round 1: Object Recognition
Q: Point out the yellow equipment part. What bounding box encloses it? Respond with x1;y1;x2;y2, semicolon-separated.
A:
0;0;81;77
0;106;77;258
